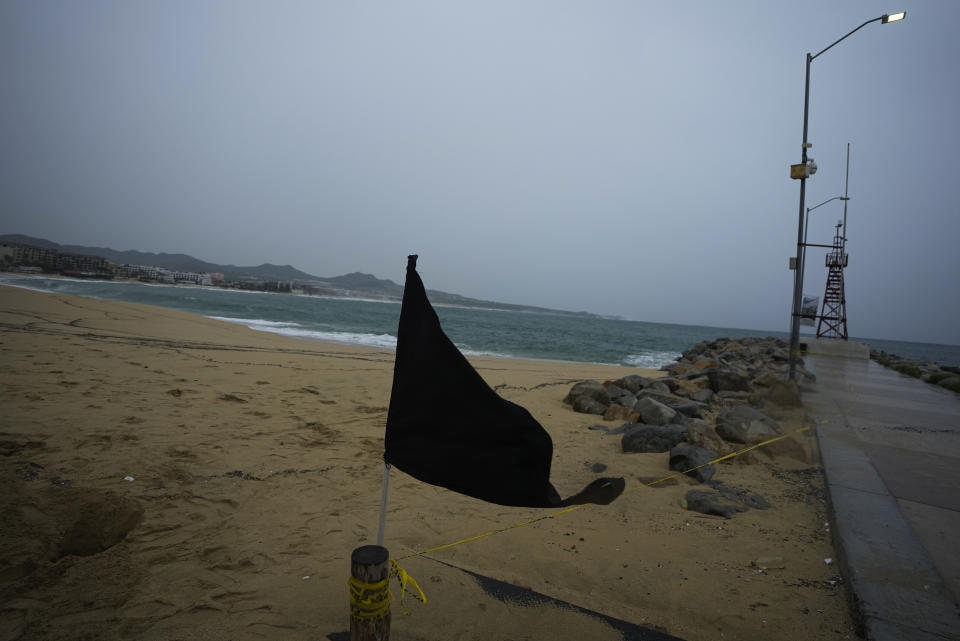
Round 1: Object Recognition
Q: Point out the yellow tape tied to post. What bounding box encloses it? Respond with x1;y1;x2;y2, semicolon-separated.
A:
348;559;426;621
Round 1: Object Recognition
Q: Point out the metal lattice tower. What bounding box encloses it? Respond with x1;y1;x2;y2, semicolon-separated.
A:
816;222;849;339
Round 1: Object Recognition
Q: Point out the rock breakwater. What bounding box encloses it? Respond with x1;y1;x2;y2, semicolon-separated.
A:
564;336;816;518
870;349;960;393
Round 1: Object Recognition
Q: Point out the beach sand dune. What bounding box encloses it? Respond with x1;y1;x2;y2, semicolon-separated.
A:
0;286;855;640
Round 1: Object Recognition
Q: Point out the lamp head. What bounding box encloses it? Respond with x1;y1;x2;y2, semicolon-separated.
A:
882;12;906;23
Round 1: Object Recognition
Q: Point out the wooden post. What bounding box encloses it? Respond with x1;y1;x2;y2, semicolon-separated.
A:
350;545;390;641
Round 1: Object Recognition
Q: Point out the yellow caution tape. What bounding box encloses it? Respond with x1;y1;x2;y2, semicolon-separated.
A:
348;574;390;622
397;419;832;563
347;560;427;621
391;559;427;615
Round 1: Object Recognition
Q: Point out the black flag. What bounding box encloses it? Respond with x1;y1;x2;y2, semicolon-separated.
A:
384;255;624;508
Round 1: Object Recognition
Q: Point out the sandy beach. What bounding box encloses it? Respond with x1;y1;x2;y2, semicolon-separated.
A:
0;285;856;640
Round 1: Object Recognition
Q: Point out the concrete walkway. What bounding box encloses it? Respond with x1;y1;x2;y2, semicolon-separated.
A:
803;354;960;641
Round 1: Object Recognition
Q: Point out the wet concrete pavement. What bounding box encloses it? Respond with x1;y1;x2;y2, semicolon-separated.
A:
803;354;960;640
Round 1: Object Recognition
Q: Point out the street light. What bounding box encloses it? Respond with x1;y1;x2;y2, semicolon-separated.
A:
804;197;848;265
787;12;906;381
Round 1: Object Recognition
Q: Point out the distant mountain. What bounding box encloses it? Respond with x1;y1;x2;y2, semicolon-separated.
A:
0;234;315;282
323;271;405;297
0;233;599;317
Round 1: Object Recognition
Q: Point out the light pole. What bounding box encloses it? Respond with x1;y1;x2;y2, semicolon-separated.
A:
787;12;906;381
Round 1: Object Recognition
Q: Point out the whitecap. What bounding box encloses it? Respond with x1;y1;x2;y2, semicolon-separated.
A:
623;351;680;369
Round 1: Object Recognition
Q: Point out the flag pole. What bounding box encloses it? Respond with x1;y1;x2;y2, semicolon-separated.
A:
376;462;391;547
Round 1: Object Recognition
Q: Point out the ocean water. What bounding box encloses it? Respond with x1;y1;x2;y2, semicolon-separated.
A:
3;276;958;368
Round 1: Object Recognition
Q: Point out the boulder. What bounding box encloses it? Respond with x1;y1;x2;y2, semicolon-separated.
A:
635;397;678;426
605;384;638;408
686;420;729;454
751;372;781;388
564;381;610;415
603;404;640;423
658;378;681;392
669;444;717;483
667;401;705;419
635;389;683;407
715;405;781;443
926;371;954;385
690;388;714;404
706;481;771;510
707;368;751;392
570;397;608;415
684;490;745;519
643;381;672;394
614;375;648;394
769;347;790;362
717;390;750;401
621;424;687;453
938;376;960;393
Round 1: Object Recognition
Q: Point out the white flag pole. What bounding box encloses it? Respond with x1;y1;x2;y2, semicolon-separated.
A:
376;462;391;547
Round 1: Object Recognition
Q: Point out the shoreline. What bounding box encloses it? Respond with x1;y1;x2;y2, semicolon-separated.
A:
0;278;684;369
0;285;857;640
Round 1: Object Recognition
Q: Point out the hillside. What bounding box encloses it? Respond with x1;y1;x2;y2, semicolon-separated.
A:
0;234;598;317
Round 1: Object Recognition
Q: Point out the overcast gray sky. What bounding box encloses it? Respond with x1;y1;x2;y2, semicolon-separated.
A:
1;1;957;345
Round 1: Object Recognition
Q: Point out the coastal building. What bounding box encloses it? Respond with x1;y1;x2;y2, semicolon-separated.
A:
0;241;112;277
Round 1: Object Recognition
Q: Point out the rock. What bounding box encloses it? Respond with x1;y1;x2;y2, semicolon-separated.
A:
590;463;608;473
715;405;781;443
564;381;610;415
621;424;688;453
689;376;712;391
603;404;640;422
938;376;960;393
684;490;745;519
686;421;729;454
605;384;638;408
667;401;705;419
707;368;751;392
644;381;672;394
634;397;678;426
717;390;750;401
669;444;717;483
636;389;683;406
926;371;954;384
571;397;608;415
751;372;781;388
613;375;648;394
690;388;714;404
659;378;681;392
706;481;771;510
